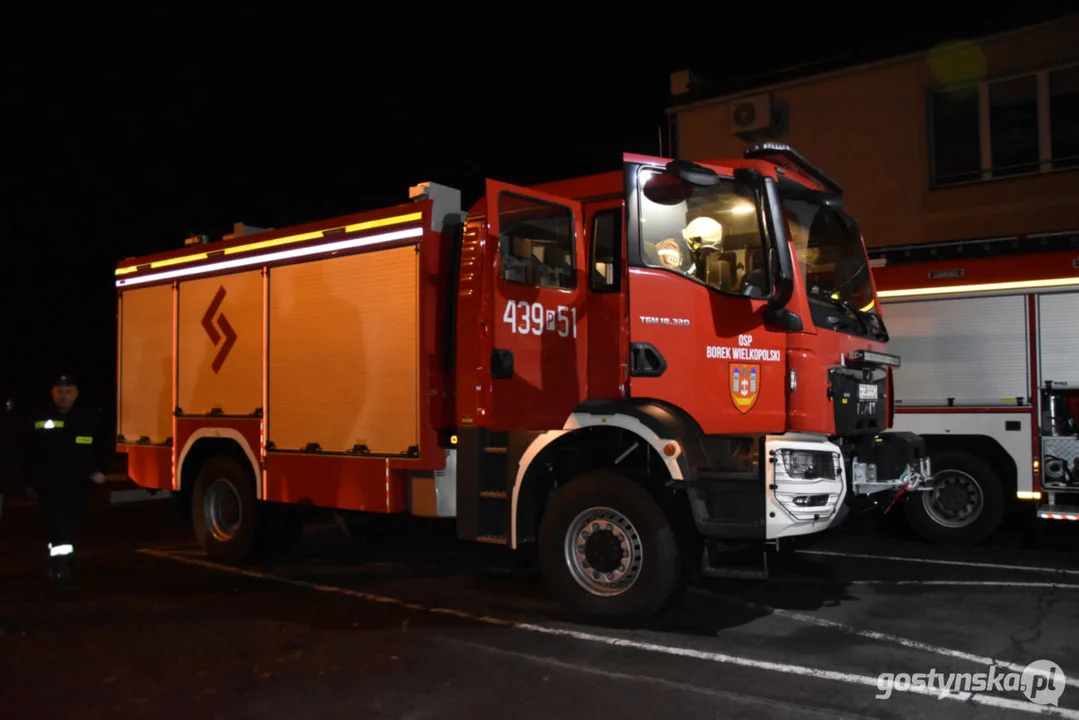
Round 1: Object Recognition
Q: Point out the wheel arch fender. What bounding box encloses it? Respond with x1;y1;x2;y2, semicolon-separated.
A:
178;428;262;500
509;399;706;549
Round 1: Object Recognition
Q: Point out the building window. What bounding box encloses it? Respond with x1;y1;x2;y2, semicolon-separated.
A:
930;87;981;185
1050;65;1079;170
498;192;576;290
989;75;1039;177
928;62;1079;187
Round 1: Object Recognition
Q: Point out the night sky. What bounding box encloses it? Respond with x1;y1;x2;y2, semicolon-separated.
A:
3;9;1073;412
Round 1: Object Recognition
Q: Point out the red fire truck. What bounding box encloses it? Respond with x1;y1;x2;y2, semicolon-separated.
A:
869;231;1079;546
114;143;929;624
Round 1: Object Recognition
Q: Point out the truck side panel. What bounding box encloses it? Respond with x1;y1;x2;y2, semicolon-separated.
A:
1039;291;1079;385
266;245;420;455
177;270;263;416
118;284;173;444
885;295;1029;406
265;453;406;512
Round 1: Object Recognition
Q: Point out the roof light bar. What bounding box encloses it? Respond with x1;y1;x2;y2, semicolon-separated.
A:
878;276;1079;299
115;211;423;277
115;226;423;288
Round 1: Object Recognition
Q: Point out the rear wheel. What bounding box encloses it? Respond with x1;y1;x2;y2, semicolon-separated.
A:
904;450;1005;546
538;470;681;626
192;457;260;564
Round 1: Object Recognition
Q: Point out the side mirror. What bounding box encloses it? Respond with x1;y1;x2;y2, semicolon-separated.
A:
664;159;721;187
735;167;795;311
761;177;794;310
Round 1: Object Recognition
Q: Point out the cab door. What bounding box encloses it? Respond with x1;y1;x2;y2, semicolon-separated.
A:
627;156;789;435
483;179;587;431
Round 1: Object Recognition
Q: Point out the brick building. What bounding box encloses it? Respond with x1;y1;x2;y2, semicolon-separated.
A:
665;16;1079;248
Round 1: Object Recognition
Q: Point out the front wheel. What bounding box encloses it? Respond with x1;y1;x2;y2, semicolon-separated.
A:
904;450;1005;546
538;470;681;626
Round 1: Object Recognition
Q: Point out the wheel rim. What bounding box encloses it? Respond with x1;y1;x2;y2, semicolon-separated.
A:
922;469;984;529
204;478;242;541
563;506;643;596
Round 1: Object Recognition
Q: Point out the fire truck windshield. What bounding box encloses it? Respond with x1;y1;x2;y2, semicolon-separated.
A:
781;194;875;315
638;167;771;299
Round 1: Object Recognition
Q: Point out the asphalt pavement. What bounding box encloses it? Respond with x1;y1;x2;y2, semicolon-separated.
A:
1;486;1078;719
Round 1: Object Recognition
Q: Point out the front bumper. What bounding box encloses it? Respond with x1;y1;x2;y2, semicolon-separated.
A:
847;430;931;496
681;432;929;543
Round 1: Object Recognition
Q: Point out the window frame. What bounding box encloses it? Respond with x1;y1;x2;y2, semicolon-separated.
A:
635;165;768;300
588;207;622;293
926;60;1079;189
496;190;578;291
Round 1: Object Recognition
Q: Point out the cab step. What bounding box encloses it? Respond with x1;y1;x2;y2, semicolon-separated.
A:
456;428;512;543
699;540;769;580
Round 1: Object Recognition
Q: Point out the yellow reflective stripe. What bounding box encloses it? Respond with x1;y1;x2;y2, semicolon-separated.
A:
114;211;422;276
75;436;93;445
34;419;65;429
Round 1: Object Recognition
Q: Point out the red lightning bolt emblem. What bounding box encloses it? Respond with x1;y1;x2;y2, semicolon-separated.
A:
201;286;237;374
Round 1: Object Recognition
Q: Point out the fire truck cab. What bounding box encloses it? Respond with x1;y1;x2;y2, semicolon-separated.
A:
114;143;929;625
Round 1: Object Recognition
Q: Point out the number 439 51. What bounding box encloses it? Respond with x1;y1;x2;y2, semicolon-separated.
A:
502;299;577;337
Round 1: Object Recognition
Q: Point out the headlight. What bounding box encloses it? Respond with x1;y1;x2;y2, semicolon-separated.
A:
776;449;838;480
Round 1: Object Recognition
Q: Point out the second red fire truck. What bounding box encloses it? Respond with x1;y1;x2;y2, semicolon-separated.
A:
870;231;1079;546
114;143;929;624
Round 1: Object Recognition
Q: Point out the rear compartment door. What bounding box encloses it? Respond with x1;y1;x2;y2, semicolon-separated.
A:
483;179;587;431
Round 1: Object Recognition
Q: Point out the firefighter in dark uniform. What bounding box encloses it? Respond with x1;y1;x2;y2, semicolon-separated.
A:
21;374;111;587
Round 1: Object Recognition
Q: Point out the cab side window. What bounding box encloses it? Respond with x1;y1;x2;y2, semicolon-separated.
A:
498;192;576;290
590;208;622;293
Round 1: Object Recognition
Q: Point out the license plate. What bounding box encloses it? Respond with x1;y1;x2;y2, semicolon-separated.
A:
859;383;878;401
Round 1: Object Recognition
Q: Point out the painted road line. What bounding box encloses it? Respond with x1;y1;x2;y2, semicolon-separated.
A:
851;580;1079;590
691;586;1079;690
436;635;858;720
800;550;1079;577
137;547;1079;718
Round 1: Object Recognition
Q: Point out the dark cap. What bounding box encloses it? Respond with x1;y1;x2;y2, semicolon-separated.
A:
53;374;78;388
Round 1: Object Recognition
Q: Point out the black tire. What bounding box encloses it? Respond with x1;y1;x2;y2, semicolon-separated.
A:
904;450;1005;546
538;470;681;626
191;456;261;564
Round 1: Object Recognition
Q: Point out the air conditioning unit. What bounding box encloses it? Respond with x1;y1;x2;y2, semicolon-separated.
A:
730;94;774;135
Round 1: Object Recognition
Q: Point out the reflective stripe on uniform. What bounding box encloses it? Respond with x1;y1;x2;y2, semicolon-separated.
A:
34;419;65;429
75;436;93;444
